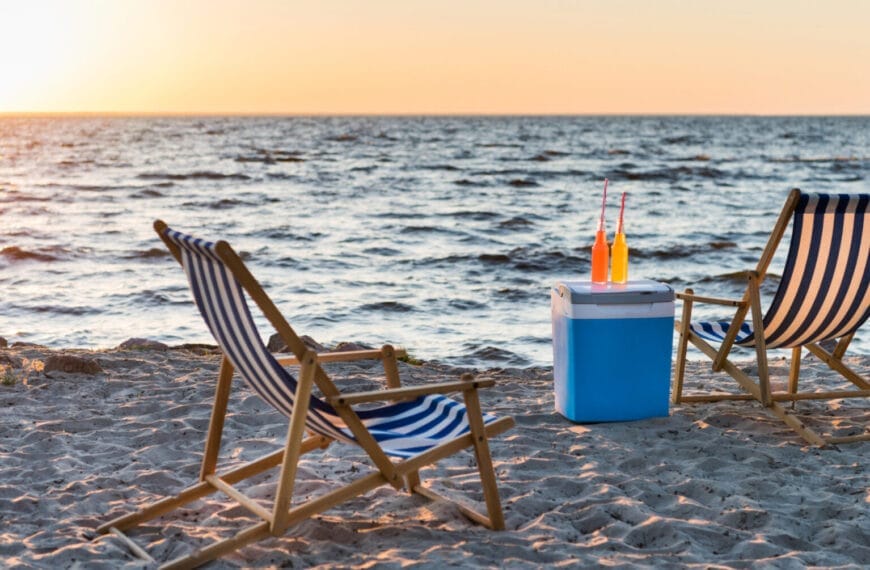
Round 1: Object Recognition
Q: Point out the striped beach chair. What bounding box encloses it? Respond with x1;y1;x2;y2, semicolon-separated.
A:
673;189;869;446
97;221;514;569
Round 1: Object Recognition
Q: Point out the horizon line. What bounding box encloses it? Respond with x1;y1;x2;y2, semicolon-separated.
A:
1;111;870;119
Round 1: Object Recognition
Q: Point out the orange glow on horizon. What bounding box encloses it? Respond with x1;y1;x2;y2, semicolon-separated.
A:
1;0;868;115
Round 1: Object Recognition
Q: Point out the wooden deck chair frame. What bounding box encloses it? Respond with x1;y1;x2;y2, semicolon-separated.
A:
95;221;515;569
673;188;869;446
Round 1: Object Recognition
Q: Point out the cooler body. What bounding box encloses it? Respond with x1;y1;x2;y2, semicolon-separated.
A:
551;280;675;422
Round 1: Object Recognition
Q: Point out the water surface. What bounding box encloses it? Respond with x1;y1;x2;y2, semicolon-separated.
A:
1;116;867;366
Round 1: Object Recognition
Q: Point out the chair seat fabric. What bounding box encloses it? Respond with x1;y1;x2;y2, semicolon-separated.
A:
689;320;754;345
346;394;498;459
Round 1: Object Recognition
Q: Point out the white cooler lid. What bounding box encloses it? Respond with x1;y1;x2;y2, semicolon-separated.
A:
555;279;674;304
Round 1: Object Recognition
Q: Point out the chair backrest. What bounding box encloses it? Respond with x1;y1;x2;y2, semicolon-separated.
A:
158;225;348;441
752;192;869;348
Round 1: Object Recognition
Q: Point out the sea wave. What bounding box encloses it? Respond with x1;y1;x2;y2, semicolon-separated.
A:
766;155;867;163
137;171;251;181
0;246;65;263
610;165;728;182
508;178;539;187
358;301;415;313
462;344;530;367
631;241;739;260
235;149;305;163
123;248;170;260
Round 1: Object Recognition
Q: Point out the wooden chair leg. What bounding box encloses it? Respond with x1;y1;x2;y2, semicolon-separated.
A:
462;386;505;530
271;351;316;534
200;356;234;480
381;344;401;389
405;469;421;494
747;273;771;406
673;289;694;404
833;332;855;359
788;346;801;409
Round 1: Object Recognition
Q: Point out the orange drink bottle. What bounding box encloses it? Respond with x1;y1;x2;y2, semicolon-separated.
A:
591;179;609;284
591;229;609;283
611;192;628;283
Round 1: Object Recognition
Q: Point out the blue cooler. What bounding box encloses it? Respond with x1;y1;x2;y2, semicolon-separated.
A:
551;279;674;422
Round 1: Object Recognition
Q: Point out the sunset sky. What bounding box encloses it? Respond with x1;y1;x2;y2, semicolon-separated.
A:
1;0;868;115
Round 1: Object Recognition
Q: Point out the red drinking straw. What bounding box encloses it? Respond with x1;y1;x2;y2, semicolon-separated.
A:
617;192;626;233
598;178;608;231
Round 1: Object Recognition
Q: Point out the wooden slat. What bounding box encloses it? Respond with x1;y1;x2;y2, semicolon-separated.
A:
832;332;855;360
381;344;402;389
411;484;492;528
109;526;155;563
678;389;870;403
405;469;421;494
678;393;756;402
462;385;506;530
755;188;801;278
275;348;407;366
271;351;316;533
200;356;234;480
747;273;771;405
154;220;182;264
712;292;752;373
204;475;272;523
826;433;870;445
672;288;694;404
805;343;870;389
675;292;745;307
328;378;496;406
788;347;801;396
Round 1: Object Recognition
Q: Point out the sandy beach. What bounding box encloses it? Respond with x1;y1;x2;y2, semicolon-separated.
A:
0;343;867;568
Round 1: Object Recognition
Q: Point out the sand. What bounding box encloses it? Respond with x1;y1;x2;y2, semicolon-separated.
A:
0;345;868;569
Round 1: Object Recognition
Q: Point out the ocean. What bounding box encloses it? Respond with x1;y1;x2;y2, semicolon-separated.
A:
0;116;867;366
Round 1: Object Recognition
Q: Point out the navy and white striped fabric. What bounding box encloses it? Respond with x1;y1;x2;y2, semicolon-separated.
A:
161;227;496;459
690;192;870;349
688;320;754;344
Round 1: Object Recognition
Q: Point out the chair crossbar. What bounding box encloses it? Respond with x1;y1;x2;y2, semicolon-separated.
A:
108;527;154;563
276;347;407;366
204;475;273;522
411;484;494;528
678;389;870;403
827;433;870;445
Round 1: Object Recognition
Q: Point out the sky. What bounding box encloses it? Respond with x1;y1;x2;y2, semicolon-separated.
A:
0;0;868;115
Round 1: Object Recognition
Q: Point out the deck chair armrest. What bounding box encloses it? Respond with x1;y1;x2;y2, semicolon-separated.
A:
676;291;746;307
327;378;496;406
276;348;407;366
